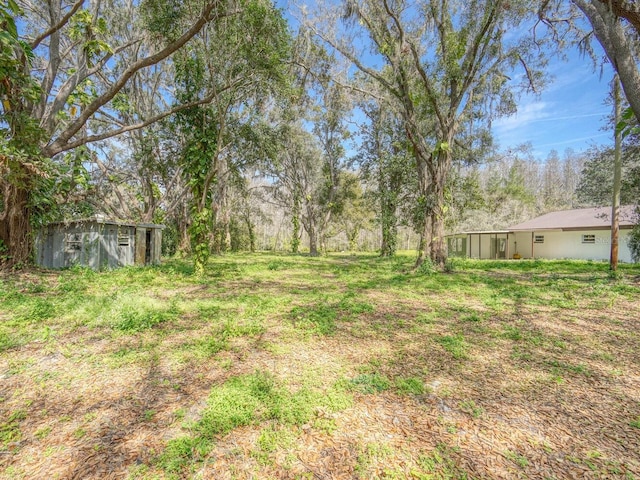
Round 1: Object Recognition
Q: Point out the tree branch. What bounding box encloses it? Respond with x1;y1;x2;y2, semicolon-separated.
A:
43;2;240;157
30;0;85;50
44;88;219;156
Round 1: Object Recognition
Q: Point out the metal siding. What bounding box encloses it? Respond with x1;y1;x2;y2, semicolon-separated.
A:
35;220;164;270
151;228;162;264
103;225;118;269
122;227;135;266
86;224;99;270
135;228;147;265
52;227;65;268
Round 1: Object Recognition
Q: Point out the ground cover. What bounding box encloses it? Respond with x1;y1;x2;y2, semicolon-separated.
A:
0;253;639;479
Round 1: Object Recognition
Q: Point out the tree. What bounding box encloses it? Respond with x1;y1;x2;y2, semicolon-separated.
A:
170;0;290;273
576;144;640;206
311;81;352;254
356;98;414;256
1;0;242;267
265;33;352;256
267;123;325;255
310;0;546;268
540;1;640;124
1;0;48;265
572;0;640;124
330;170;374;253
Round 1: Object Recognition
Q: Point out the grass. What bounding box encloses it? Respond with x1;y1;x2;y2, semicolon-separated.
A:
158;370;352;474
0;253;639;479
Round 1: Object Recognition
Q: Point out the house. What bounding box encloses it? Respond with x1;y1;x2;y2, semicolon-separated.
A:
447;206;637;263
35;216;164;270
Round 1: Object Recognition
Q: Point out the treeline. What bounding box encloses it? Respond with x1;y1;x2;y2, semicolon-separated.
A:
175;142;638;256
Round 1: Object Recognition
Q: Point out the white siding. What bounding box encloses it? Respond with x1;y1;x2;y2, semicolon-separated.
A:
509;229;632;263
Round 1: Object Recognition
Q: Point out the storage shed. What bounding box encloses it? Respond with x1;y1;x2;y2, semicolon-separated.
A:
35;216;164;270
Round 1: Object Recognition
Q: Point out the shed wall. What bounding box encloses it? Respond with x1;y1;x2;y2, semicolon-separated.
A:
35;221;162;270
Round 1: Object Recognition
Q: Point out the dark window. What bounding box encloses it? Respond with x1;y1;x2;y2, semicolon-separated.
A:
118;229;130;246
65;233;82;251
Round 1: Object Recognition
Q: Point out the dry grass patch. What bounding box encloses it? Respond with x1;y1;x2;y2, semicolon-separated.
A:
0;255;639;479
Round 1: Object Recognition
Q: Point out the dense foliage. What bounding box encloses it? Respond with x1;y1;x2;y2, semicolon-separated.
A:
0;0;638;269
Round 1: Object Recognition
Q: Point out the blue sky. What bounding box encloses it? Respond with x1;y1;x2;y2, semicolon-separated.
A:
491;51;616;160
279;1;617;162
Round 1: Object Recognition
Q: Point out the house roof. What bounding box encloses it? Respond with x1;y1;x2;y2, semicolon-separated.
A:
44;215;165;229
509;206;636;231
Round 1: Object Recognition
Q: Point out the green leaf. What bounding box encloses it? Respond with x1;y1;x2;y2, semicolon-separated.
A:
3;17;17;38
7;0;21;14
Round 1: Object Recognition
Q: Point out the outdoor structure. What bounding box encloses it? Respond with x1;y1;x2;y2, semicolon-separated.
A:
447;206;636;263
35;216;164;270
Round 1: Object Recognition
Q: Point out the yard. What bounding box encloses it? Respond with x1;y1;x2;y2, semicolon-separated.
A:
1;253;639;479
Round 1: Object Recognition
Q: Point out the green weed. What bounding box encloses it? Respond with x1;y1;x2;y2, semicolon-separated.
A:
253;424;296;464
0;410;26;447
114;302;178;332
290;303;337;335
395;377;425;395
156;371;351;476
414;443;467;479
505;449;529;468
18;298;56;323
34;426;52;440
547;360;592;377
436;334;469;359
0;331;17;353
157;436;211;474
459;400;484;418
348;373;390;394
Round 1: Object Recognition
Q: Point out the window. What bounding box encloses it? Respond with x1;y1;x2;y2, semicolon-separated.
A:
118;228;130;247
582;234;596;244
534;235;544;244
447;237;466;256
65;233;82;251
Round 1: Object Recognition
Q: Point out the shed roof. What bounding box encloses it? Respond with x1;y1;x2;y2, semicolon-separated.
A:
509;206;636;231
43;215;165;229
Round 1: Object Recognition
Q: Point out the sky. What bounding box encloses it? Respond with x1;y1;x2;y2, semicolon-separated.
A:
279;1;618;163
491;51;616;160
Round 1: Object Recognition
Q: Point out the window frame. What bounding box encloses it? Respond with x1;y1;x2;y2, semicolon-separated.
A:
65;232;82;251
581;234;596;244
118;228;131;247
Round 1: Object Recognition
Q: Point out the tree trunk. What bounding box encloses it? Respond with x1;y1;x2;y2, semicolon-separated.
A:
176;205;191;257
307;222;319;256
380;190;397;257
347;229;359;253
291;192;301;254
414;157;433;269
430;182;447;268
0;180;32;269
573;0;640;123
245;216;256;253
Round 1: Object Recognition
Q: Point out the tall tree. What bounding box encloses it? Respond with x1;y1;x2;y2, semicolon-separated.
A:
540;0;640;124
356;98;414;257
310;0;546;268
170;0;290;273
1;0;241;267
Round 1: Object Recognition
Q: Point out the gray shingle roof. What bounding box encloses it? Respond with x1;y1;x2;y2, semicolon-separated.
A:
509;206;636;231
